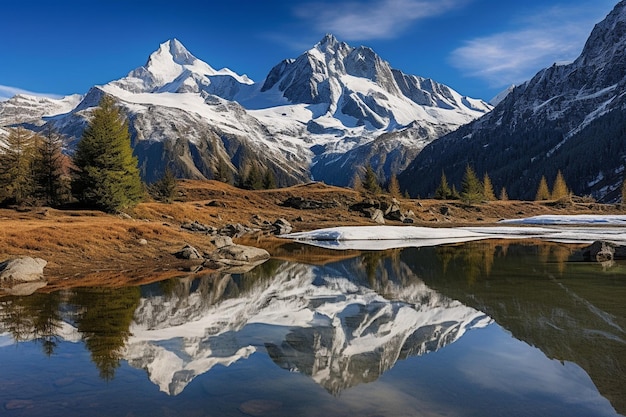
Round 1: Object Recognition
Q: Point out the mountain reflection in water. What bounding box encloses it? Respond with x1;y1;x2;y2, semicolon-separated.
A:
0;240;624;417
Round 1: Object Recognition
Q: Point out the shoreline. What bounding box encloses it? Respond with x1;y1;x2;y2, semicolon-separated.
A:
1;180;622;292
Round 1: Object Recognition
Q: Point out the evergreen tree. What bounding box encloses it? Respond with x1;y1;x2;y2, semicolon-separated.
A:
262;168;276;189
535;175;550;201
149;167;178;203
363;164;381;194
0;127;36;205
434;171;452;199
450;184;460;200
352;172;364;194
32;126;69;206
622;178;626;208
72;96;143;212
241;162;263;190
482;173;496;201
387;173;401;198
551;170;569;200
214;157;233;184
499;187;509;201
460;165;483;205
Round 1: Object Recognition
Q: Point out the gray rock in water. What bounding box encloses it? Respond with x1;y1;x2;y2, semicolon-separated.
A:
205;243;270;273
174;244;202;260
579;241;626;262
0;257;47;283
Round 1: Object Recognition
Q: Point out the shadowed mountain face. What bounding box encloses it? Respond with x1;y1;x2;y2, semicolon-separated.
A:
400;1;626;202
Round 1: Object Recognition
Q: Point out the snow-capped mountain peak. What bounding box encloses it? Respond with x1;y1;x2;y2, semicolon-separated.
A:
110;38;253;95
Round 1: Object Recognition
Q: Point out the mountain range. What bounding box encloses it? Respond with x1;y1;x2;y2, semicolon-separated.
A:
0;34;490;186
1;1;624;200
399;0;626;202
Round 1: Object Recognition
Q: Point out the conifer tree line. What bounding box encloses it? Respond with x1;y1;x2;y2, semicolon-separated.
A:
2;96;626;210
432;165;502;205
0;96;143;212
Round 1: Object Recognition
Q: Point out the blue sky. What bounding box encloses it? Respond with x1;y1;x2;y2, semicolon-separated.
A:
0;0;618;102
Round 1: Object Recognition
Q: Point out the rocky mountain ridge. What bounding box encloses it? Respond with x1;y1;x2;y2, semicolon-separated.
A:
0;35;491;185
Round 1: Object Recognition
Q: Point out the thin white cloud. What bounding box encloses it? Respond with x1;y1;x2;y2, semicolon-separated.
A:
0;85;63;102
449;4;615;88
294;0;471;40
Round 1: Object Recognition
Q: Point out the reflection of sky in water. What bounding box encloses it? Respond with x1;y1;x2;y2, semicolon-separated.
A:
365;323;619;417
457;325;617;414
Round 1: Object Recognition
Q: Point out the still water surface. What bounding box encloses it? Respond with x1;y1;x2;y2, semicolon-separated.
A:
1;241;625;417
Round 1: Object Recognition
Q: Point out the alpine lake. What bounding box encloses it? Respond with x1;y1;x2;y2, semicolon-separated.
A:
1;239;625;417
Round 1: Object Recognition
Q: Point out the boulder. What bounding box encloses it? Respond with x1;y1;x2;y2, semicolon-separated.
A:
219;223;252;238
0;257;47;283
272;218;292;235
282;196;337;210
181;221;210;233
370;209;385;224
579;241;626;262
212;235;233;248
174;244;202;260
385;209;404;222
205;243;270;273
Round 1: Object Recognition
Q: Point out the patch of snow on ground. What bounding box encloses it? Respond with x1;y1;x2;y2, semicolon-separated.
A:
282;216;626;250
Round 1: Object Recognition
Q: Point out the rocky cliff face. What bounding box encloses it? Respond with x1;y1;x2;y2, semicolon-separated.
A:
400;1;626;201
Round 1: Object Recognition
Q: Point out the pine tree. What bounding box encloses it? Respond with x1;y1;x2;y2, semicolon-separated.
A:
149;167;178;203
535;175;550;201
352;172;364;194
0;126;36;205
387;173;401;198
363;164;381;195
499;187;509;201
434;171;451;199
450;184;460;200
460;165;483;205
551;170;569;200
72;96;143;212
32;126;69;206
241;162;263;190
622;178;626;208
263;168;276;189
214;157;233;184
482;173;496;201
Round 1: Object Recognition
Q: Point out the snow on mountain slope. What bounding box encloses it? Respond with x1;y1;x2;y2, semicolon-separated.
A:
110;39;253;97
0;93;82;127
239;34;491;184
0;35;491;186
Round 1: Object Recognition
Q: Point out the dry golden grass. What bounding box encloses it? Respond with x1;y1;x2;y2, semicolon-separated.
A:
0;179;622;291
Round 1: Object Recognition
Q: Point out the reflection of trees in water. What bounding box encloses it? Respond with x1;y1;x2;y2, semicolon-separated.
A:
434;242;499;285
71;287;141;380
0;292;62;356
403;241;626;416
